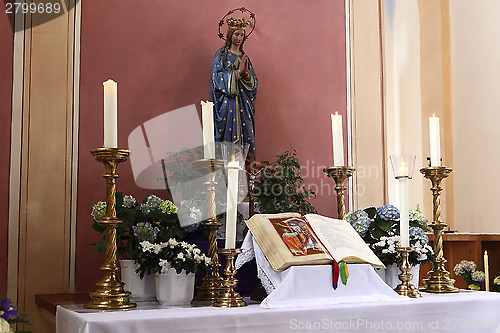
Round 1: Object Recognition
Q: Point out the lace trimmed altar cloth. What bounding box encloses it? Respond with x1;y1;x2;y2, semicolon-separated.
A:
235;232;403;308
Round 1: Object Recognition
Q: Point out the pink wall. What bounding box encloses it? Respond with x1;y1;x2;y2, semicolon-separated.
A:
0;3;14;295
77;0;346;290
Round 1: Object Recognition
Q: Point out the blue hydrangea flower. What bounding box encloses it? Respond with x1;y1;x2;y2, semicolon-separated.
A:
0;297;18;321
132;222;160;242
409;226;427;242
122;195;137;209
346;210;371;236
140;195;163;214
376;205;400;221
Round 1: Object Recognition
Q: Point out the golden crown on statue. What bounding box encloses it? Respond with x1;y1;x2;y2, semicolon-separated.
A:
226;17;251;30
218;7;256;40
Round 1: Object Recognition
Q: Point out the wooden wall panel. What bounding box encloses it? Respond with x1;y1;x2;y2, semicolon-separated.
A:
13;4;76;332
0;2;14;296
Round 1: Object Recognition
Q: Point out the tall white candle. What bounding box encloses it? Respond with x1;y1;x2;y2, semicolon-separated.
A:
429;114;441;167
331;112;344;166
399;160;410;247
484;251;490;291
103;79;118;148
201;101;215;159
225;158;239;249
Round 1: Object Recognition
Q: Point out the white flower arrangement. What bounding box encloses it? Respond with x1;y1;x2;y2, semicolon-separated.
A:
135;239;211;278
370;234;434;267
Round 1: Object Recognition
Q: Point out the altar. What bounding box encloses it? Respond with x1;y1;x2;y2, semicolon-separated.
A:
56;291;500;333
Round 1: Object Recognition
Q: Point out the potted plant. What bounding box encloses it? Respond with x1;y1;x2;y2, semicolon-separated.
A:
134;239;211;305
91;193;185;299
253;145;317;215
453;260;485;290
346;205;434;287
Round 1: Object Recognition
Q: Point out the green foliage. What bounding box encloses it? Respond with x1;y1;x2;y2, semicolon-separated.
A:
254;145;317;215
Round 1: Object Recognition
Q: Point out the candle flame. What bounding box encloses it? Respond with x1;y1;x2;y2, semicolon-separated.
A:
485;250;488;255
401;160;406;167
432;113;436;117
335;111;339;115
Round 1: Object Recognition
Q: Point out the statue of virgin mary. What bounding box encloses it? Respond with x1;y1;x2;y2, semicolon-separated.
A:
211;10;258;159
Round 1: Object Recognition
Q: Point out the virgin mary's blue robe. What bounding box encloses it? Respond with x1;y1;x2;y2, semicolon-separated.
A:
211;48;258;155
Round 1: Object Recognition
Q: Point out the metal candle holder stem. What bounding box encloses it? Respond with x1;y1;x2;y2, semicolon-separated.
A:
85;148;136;310
213;248;247;307
323;166;355;220
395;247;422;298
192;159;225;301
420;166;458;293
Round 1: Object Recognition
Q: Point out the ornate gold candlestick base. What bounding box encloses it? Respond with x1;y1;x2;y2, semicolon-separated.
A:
85;148;136;310
192;159;225;301
395;247;422;298
420;166;458;293
213;248;247;307
323;166;355;220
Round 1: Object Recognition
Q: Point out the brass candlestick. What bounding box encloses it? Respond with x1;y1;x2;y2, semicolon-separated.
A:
420;166;458;293
192;159;225;301
323;166;355;220
213;248;247;307
395;247;422;298
85;148;136;309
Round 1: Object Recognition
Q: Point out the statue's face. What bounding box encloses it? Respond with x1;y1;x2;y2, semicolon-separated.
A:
231;29;245;47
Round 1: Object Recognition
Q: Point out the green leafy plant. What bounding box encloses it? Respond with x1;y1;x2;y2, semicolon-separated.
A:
253;145;317;215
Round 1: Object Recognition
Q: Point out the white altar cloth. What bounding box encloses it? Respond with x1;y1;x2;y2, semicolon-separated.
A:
57;291;500;333
235;233;401;308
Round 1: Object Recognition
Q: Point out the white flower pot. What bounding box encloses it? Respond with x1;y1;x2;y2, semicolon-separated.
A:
155;268;195;305
384;263;420;289
120;259;156;300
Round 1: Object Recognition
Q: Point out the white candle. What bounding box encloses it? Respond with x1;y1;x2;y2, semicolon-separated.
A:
331;112;344;166
399;160;409;177
225;158;239;249
103;79;118;148
399;176;410;247
429;114;441;167
201;101;215;159
484;251;490;291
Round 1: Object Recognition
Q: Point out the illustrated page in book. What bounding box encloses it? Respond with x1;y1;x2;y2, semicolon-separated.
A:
305;214;384;268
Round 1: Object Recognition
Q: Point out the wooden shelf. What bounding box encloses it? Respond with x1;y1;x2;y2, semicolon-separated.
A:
420;233;500;289
35;293;91;316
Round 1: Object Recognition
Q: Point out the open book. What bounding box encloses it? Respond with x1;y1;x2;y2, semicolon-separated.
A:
246;213;384;271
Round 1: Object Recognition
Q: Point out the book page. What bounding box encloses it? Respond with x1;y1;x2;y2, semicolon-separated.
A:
305;214;384;268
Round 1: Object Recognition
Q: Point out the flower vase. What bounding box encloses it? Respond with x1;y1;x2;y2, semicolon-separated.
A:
155;268;195;305
385;263;420;289
120;259;156;300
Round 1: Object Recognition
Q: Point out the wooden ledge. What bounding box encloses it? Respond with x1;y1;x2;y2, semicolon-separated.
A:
35;293;91;316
